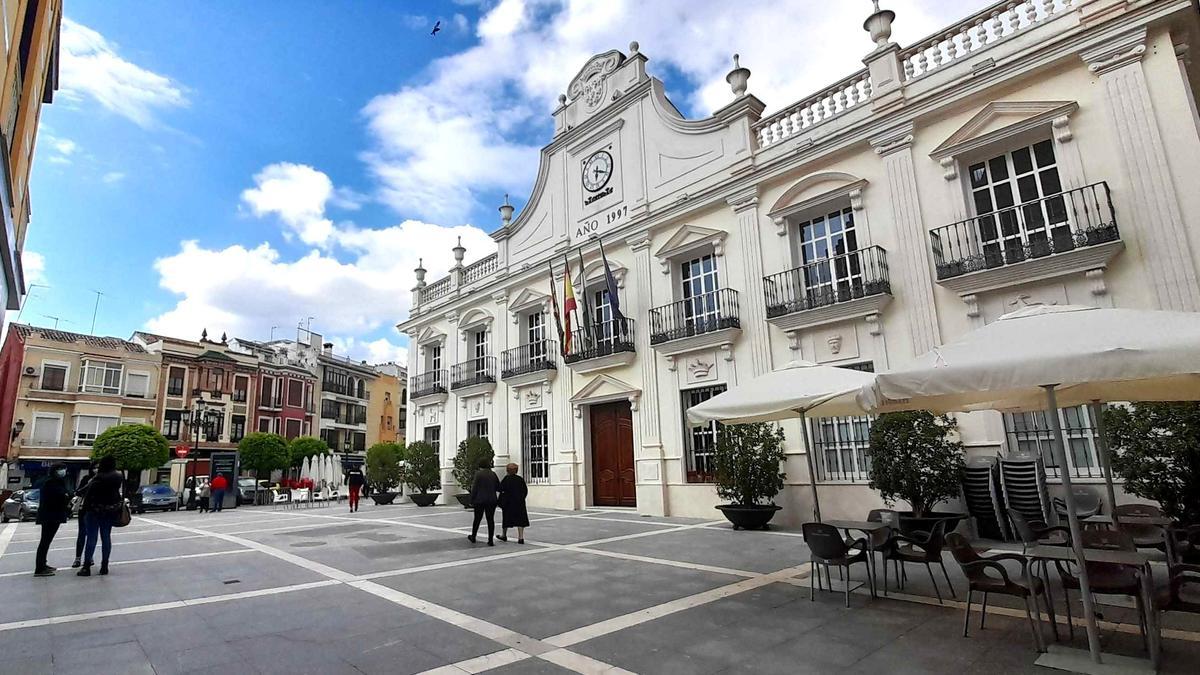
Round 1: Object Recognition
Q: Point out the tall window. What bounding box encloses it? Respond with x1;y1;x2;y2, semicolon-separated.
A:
527;312;546;361
811;362;874;482
424;426;441;453
467;419;489;440
39;362;67;391
284;418;302;440
969;140;1068;264
205;414;224;442
74;415;118;446
1004;406;1102;479
428;345;442;374
231;415;246;443
125;372;150;398
682;385;725;483
258;417;273;433
592;288;613;341
798;206;861;305
167;367;185;396
206;368;224;391
287;379;303;407
680;254;720;333
522;411;549;484
163;410;183;441
81;360;123;395
232;376;249;402
30;414;62;447
472;329;489;378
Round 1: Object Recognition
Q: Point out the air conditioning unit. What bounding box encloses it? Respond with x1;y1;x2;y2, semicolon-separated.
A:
22;366;38;377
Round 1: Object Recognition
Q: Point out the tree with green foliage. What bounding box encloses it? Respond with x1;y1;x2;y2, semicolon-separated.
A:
288;435;329;468
867;411;964;517
365;442;405;494
452;436;494;491
91;424;170;493
1105;402;1200;522
238;432;289;495
713;423;786;506
403;441;441;495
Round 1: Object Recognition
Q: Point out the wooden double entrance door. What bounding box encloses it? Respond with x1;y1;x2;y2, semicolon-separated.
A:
590;401;636;507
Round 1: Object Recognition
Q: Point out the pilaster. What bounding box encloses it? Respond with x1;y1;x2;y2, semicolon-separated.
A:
1081;28;1200;311
492;291;510;470
628;232;661;447
869;123;941;355
727;188;773;377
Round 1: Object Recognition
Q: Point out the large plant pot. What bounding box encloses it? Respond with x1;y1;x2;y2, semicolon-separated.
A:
371;492;399;506
455;493;473;509
716;504;781;531
897;511;966;536
410;492;440;507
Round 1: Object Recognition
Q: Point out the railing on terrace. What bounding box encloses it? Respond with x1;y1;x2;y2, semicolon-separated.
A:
764;247;891;318
462;253;498;285
451;356;497;390
563;319;636;364
420;277;452;304
900;0;1076;81
755;70;871;148
410;370;447;399
930;182;1118;281
649;289;741;345
501;341;557;379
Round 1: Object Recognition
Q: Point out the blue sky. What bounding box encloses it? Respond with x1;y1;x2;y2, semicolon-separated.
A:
15;0;967;364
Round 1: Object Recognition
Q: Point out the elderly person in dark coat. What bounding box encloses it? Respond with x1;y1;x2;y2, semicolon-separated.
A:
467;459;500;546
497;463;529;544
34;463;71;576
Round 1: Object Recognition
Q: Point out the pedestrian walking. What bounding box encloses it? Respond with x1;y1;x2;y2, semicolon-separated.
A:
466;459;500;546
210;473;228;512
197;479;211;513
72;463;95;568
346;467;365;513
78;455;123;577
496;463;529;544
33;463;71;576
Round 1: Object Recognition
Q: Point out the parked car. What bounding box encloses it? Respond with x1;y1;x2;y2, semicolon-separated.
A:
237;478;267;505
133;484;178;513
1;489;39;522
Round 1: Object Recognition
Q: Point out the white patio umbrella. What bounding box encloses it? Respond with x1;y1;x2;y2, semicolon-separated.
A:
301;456;312;484
686;360;877;522
860;303;1200;666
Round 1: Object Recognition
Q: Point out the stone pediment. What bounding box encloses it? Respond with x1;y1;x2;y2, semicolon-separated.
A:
931;101;1077;159
415;326;446;346
654;224;727;263
768;171;866;220
458;307;494;332
569;373;641;415
509;287;550;316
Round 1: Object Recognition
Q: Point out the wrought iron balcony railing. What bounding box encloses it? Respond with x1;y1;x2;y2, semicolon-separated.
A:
764;246;891;319
501;341;557;379
410;370;447;399
930;182;1119;281
451;356;497;390
563;319;636;364
649;289;740;345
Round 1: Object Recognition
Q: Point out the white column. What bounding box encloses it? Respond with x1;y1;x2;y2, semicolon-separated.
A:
727;188;772;377
1082;28;1200;312
442;312;460;496
870;122;942;355
405;331;419;445
628;234;661;447
492;292;509;467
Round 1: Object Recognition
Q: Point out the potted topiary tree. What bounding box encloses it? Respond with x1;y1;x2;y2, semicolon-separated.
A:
452;436;494;508
867;411;966;534
238;432;289;505
403;441;441;506
91;424;170;499
1105;401;1200;523
365;442;405;505
713;422;786;530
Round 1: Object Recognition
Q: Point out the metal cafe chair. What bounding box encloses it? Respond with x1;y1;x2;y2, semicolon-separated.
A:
946;532;1055;645
803;522;875;607
1054;529;1148;644
892;519;956;604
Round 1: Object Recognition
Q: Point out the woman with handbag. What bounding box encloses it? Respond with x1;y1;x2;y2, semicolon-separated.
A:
78;455;123;577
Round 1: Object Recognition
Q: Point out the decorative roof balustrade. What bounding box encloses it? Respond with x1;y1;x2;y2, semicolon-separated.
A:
462;253;498;285
754;70;872;148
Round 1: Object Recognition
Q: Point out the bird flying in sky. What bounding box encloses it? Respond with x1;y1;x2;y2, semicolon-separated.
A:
431;20;441;36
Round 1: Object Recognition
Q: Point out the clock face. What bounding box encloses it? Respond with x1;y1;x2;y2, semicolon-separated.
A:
582;150;614;193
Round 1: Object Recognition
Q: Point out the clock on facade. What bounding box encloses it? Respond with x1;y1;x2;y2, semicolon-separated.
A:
582;150;614;192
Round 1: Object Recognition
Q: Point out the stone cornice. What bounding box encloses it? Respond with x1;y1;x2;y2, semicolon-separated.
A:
1080;26;1148;75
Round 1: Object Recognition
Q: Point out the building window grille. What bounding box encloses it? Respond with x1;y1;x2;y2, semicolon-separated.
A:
522;411;550;485
682;385;725;483
811;362;874;483
1003;405;1104;479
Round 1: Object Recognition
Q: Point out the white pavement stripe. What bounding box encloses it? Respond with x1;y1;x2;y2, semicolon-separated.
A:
0;524;16;558
9;534;207;556
418;648;532;674
358;547;555;581
540;649;637;675
569;520;728;549
0;580;339;632
0;548;255;578
569;547;758;578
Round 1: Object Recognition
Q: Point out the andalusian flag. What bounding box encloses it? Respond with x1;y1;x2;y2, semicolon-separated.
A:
563;255;578;352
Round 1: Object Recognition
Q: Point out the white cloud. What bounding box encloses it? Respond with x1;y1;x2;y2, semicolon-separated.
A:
60;18;188;128
329;336;409;366
362;0;969;224
240;163;337;246
22;251;46;286
101;171;126;184
53;139;78;156
401;14;429;30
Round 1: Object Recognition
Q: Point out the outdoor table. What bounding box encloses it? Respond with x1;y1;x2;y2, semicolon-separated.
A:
1084;514;1177;561
1023;545;1161;669
825;519;888;598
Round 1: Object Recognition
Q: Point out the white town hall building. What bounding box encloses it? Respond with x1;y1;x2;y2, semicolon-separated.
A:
398;0;1200;524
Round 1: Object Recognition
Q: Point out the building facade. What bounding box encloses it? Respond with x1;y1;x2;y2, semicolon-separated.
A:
368;362;407;446
399;0;1200;523
229;337;316;441
0;324;161;487
0;0;60;333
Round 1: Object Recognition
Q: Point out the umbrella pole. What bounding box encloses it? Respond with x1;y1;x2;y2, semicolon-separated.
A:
1044;385;1102;663
1088;401;1119;527
798;409;822;522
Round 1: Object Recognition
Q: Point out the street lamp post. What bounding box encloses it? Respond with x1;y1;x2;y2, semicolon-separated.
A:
182;401;218;510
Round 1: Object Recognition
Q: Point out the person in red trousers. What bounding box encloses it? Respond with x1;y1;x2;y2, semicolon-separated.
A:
346;467;365;513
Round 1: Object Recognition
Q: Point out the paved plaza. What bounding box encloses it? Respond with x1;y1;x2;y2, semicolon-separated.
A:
1;502;1198;674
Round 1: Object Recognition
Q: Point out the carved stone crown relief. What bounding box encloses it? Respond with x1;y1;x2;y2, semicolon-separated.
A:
567;51;624;112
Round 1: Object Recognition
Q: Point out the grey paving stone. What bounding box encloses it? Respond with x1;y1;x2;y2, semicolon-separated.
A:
587;526;808;573
487;656;578;674
519;516;678;545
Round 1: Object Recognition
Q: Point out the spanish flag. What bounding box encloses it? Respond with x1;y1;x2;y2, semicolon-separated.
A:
563;255;578;352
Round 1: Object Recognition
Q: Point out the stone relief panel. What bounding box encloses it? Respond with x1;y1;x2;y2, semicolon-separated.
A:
814;327;859;363
465;397;487;420
683;351;719;385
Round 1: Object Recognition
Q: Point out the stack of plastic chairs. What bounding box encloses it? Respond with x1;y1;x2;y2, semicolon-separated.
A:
961;456;1009;540
1000;452;1053;528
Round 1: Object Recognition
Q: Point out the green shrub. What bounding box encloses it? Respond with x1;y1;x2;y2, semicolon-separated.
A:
452;436;494;490
1105;402;1200;522
867;411;964;517
365;442;405;493
403;441;441;494
713;422;786;506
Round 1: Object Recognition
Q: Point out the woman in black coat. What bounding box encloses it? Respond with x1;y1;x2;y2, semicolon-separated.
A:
78;455;123;577
467;459;499;546
34;463;71;576
497;463;529;544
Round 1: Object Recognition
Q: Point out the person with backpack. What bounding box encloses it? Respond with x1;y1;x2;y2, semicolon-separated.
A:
78;455;123;577
34;463;71;577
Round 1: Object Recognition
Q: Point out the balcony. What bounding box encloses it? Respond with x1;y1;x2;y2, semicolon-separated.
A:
450;356;497;397
563;319;636;373
501;341;558;388
764;246;892;333
410;370;448;403
930;182;1122;296
648;289;742;361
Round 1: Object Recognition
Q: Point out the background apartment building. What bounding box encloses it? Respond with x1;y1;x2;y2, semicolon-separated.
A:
0;324;161;487
229;337;316;440
369;362;406;446
0;0;60;333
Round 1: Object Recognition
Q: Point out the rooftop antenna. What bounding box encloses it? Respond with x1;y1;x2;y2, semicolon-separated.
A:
13;283;48;324
41;314;71;329
270;325;278;341
89;290;105;335
306;316;315;331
